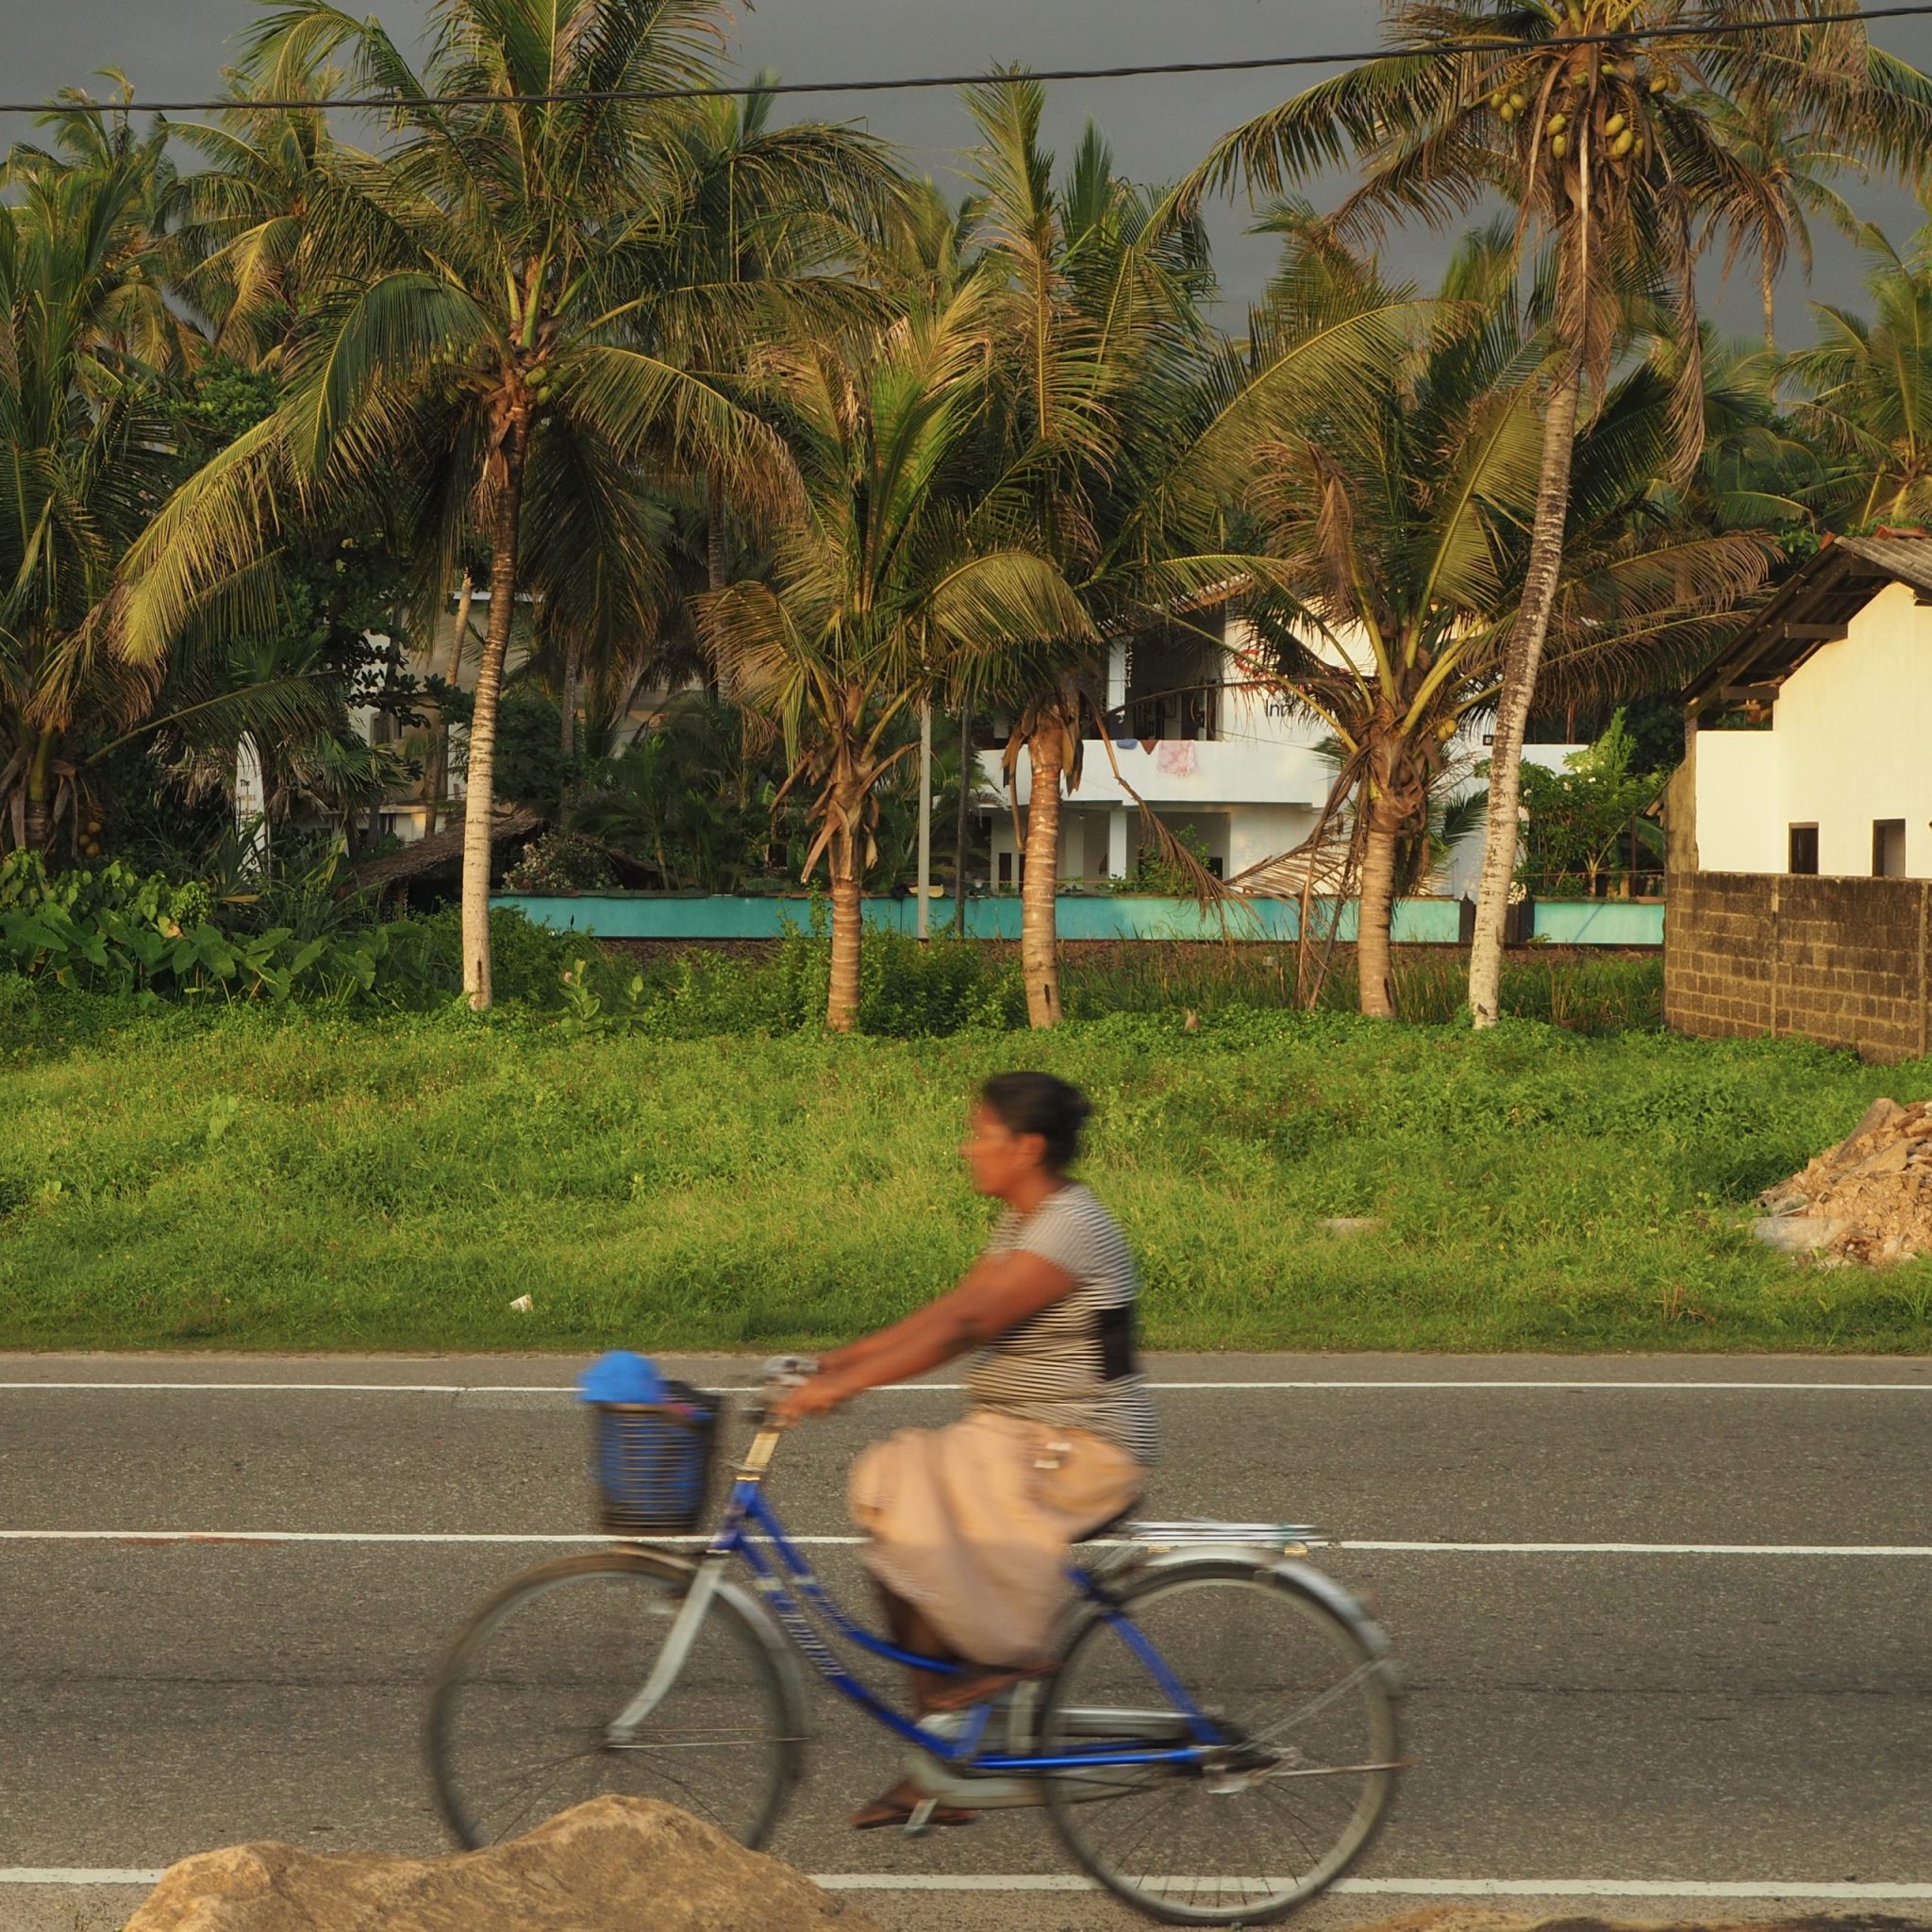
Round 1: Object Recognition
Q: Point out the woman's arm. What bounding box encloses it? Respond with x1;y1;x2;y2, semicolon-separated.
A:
772;1251;1075;1424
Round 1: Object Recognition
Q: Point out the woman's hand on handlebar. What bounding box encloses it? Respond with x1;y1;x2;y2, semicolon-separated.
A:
757;1354;831;1427
768;1367;845;1427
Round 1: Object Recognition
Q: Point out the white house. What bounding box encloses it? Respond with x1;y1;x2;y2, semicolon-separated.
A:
980;607;1578;896
364;588;1580;890
1675;532;1932;879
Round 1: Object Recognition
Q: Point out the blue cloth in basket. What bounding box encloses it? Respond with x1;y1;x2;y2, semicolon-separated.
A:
578;1351;708;1526
578;1349;665;1405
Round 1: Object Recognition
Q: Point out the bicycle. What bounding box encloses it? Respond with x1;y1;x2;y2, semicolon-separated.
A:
426;1359;1405;1926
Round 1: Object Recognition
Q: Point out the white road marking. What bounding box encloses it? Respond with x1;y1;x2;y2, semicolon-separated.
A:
7;1870;1931;1901
4;1377;1931;1393
808;1876;1932;1900
0;1872;163;1886
4;1529;1930;1556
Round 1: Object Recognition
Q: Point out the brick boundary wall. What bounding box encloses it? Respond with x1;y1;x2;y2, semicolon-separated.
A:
1665;871;1932;1064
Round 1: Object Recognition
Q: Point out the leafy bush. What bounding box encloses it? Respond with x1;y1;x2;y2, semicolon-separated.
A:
502;830;620;894
0;851;576;1010
1104;824;1219;896
1511;711;1665;897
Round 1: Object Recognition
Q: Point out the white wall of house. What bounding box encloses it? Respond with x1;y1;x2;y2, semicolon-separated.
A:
1694;579;1932;878
984;623;1339;885
981;617;1579;892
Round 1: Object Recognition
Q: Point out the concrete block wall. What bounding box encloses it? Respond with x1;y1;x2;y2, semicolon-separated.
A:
1665;871;1931;1063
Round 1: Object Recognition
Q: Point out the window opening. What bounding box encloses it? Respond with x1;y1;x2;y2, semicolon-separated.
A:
1873;819;1907;878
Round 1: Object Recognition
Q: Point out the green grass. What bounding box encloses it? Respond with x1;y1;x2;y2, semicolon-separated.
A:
3;982;1929;1355
589;927;1664;1037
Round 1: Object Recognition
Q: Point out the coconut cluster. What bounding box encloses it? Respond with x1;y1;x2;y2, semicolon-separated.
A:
1484;5;1682;172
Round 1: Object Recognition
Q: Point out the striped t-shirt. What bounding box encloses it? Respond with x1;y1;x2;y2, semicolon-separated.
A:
966;1182;1158;1466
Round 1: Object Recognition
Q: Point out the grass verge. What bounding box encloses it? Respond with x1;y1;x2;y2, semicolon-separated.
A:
2;992;1928;1354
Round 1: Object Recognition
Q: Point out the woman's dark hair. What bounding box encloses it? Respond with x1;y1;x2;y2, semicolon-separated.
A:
979;1072;1092;1173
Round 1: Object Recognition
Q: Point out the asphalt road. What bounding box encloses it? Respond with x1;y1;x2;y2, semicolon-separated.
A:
2;1352;1929;1932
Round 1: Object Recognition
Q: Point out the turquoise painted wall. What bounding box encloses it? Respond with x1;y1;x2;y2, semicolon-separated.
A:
493;892;1480;943
1529;900;1665;946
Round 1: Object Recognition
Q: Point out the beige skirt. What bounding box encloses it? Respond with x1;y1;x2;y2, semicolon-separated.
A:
848;1408;1145;1667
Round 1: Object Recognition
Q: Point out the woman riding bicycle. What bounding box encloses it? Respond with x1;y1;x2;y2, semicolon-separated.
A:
772;1071;1155;1830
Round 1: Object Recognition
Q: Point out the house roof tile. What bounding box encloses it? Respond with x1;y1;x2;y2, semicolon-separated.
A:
1683;531;1932;709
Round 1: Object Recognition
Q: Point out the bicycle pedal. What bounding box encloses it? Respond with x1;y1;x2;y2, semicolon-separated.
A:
901;1797;939;1839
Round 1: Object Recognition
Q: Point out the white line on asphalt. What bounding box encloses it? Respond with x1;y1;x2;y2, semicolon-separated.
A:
5;1529;1930;1555
0;1872;163;1886
808;1876;1932;1900
8;1377;1932;1398
7;1871;1931;1901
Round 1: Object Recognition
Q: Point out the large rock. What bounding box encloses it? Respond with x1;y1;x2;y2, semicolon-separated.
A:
123;1797;881;1932
1750;1213;1850;1255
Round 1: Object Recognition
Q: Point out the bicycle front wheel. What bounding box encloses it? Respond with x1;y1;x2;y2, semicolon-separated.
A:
427;1549;803;1851
1040;1557;1400;1926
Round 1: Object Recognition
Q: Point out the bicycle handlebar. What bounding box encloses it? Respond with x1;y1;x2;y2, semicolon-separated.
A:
746;1354;820;1427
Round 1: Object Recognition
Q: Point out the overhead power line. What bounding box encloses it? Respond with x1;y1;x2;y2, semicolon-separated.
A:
3;2;1930;117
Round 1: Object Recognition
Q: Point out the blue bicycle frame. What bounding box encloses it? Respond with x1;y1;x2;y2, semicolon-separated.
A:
677;1428;1221;1776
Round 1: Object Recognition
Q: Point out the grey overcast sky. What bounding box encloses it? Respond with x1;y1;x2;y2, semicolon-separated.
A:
10;1;1932;332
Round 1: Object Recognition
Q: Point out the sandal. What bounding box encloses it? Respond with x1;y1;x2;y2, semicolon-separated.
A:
850;1783;979;1831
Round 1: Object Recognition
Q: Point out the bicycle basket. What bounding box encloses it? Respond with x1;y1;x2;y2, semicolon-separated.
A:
588;1381;720;1536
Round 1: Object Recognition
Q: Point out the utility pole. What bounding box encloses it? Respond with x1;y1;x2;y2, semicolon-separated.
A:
954;702;973;937
916;699;933;941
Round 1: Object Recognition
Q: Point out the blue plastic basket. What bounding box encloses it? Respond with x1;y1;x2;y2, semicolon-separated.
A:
588;1380;720;1536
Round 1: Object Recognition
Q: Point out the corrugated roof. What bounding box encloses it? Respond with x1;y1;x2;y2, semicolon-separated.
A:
1827;531;1932;594
1683;531;1932;709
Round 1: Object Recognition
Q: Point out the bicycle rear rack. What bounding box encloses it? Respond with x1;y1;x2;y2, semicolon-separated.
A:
1125;1520;1325;1552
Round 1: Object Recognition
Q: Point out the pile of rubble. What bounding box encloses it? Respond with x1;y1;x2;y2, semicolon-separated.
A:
1755;1095;1932;1265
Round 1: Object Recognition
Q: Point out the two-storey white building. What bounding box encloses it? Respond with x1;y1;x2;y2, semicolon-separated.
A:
979;609;1331;887
980;605;1577;895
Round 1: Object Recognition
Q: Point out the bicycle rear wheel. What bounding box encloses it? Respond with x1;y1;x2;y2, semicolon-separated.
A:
427;1549;802;1851
1040;1557;1400;1926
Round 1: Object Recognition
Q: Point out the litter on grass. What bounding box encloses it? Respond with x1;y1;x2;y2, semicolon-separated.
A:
1755;1096;1932;1266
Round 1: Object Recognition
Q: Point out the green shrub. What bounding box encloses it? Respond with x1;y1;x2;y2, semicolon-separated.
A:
502;830;620;894
0;851;576;1012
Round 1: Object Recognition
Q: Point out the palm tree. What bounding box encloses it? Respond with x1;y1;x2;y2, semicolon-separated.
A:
1788;235;1932;526
1698;92;1865;355
1239;225;1772;1015
1185;0;1932;1026
121;0;885;1010
4;76;196;374
0;151;184;850
660;76;900;602
699;282;1091;1030
966;82;1408;1025
163;66;342;365
962;85;1201;1028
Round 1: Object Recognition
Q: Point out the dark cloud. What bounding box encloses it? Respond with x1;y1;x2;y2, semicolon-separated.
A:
10;1;1932;326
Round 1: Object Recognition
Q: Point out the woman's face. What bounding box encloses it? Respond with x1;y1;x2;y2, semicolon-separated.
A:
962;1103;1043;1198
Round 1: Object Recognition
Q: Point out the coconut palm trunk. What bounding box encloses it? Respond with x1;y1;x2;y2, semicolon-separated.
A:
1020;727;1067;1027
461;413;528;1011
1467;356;1583;1028
24;728;58;851
827;874;863;1031
1355;732;1406;1021
825;797;866;1031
